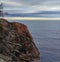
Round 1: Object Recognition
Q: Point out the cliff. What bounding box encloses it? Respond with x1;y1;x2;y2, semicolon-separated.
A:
0;19;40;62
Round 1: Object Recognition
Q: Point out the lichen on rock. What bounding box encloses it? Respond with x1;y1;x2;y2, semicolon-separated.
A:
0;19;40;62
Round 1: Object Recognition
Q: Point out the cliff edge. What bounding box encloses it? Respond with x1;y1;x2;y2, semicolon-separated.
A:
0;19;40;62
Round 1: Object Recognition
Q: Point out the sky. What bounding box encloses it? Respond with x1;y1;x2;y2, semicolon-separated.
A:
0;0;60;13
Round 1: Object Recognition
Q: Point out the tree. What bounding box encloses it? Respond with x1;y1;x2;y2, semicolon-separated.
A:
0;3;4;17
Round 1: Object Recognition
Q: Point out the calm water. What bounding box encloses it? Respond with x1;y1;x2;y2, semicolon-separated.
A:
9;20;60;62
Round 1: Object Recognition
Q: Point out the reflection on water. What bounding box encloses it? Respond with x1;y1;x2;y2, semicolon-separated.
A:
9;20;60;62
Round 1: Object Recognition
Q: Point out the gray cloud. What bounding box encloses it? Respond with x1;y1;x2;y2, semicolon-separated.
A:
1;0;60;13
1;0;60;6
11;0;60;6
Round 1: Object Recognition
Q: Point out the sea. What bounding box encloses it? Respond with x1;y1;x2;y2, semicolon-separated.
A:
9;20;60;62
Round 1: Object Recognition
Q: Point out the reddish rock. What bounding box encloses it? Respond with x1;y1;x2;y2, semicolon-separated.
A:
0;19;40;62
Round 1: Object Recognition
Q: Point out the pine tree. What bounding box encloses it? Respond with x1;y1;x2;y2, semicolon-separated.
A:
0;3;4;17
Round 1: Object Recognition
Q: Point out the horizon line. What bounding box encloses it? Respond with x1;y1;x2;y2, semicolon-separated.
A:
0;17;60;21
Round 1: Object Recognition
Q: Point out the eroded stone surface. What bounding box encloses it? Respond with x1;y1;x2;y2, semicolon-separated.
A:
0;19;40;62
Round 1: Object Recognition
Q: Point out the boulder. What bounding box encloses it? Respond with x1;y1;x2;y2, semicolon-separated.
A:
0;19;40;62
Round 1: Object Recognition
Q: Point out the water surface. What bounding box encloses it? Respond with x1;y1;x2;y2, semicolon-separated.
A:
9;20;60;62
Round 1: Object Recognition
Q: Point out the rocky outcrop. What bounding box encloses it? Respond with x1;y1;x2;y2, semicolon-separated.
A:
0;19;40;62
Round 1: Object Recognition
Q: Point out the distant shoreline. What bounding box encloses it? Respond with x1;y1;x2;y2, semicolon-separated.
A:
0;17;60;20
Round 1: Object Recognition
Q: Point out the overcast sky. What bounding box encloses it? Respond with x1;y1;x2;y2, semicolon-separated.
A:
0;0;60;13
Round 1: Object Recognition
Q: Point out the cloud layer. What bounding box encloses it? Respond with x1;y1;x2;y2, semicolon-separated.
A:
1;0;60;13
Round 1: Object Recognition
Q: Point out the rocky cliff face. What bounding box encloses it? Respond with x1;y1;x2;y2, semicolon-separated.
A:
0;19;40;62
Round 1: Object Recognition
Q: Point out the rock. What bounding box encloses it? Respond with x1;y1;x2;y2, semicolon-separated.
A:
0;54;12;62
0;19;40;62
